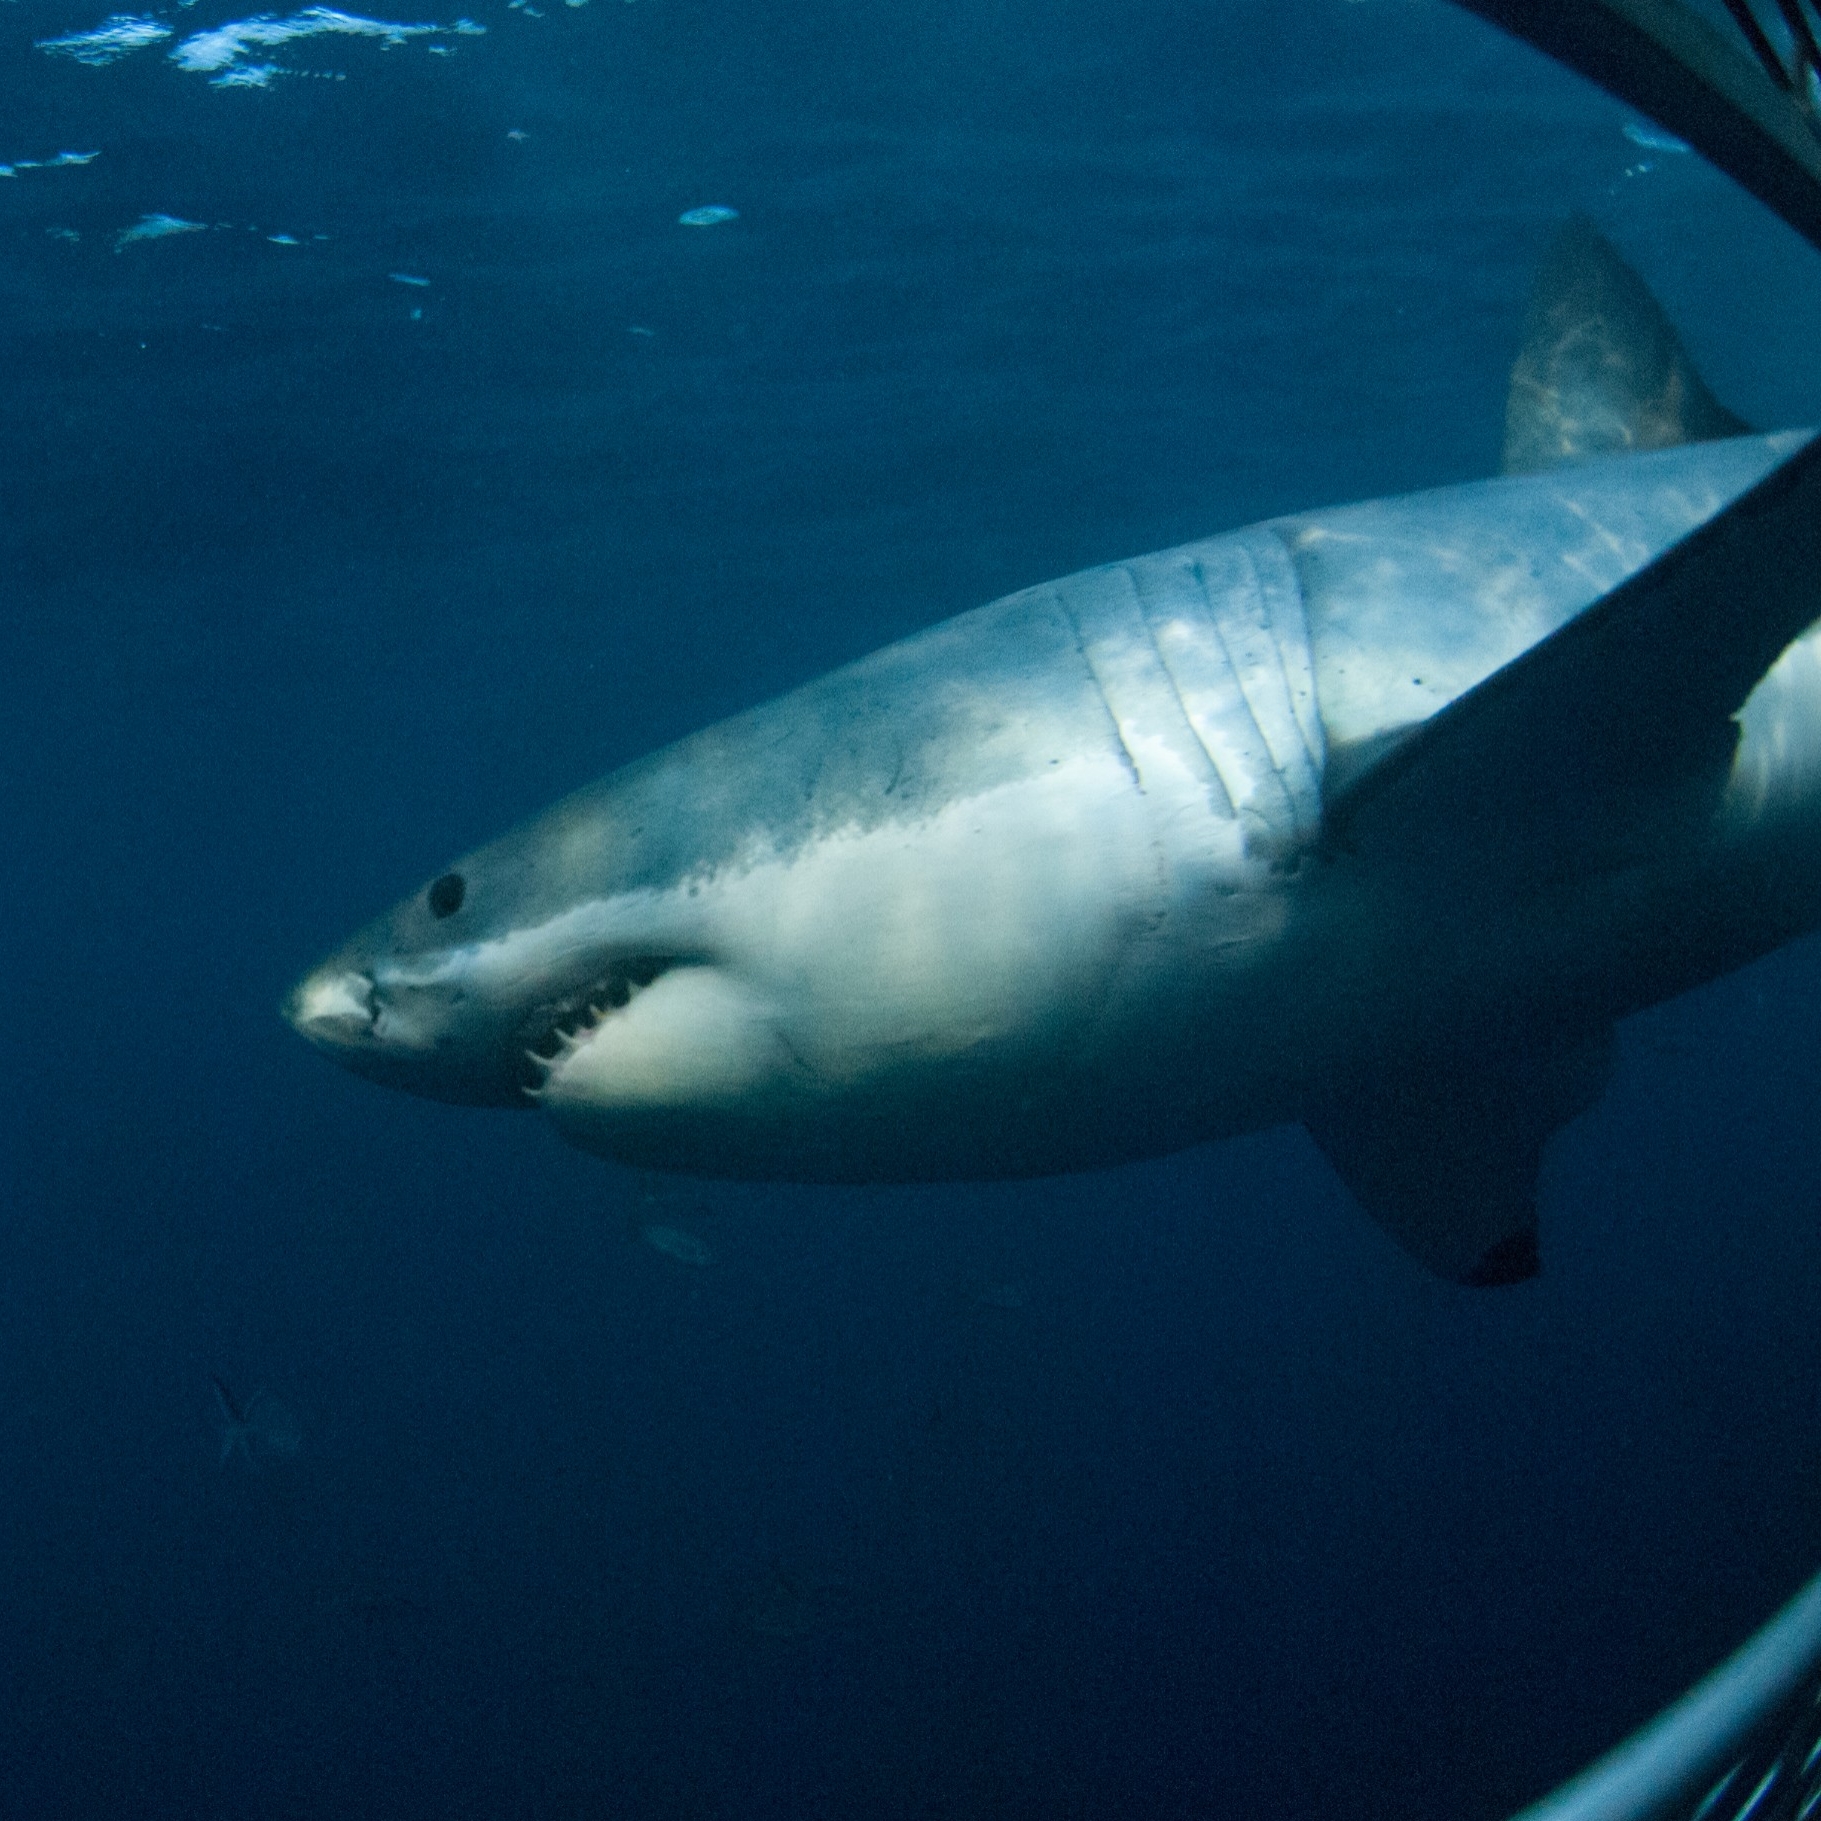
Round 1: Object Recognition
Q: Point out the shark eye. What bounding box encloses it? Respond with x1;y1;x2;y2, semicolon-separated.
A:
427;872;466;919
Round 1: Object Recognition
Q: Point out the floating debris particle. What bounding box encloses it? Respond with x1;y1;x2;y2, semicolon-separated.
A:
640;1223;714;1266
115;212;207;250
1623;120;1690;153
678;204;738;227
388;271;431;286
37;14;172;65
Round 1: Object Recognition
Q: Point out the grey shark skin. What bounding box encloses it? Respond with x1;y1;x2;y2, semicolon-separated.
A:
287;228;1821;1284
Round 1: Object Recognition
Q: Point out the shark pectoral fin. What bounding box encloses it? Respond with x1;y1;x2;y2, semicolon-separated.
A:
1502;216;1750;477
1326;431;1821;866
1305;1031;1611;1286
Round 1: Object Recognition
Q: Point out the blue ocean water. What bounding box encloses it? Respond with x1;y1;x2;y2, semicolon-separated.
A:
6;1;1821;1815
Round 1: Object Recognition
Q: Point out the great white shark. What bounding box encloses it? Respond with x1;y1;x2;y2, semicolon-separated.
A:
286;221;1821;1287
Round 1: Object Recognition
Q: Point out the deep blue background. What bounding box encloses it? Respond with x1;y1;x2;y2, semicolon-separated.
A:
6;0;1821;1815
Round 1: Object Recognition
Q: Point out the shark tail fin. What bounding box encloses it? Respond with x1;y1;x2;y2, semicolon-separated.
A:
1501;217;1750;476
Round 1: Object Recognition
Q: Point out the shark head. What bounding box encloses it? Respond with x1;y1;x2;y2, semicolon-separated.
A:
283;773;799;1127
280;641;1179;1181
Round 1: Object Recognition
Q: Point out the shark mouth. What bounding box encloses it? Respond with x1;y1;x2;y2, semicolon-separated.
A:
517;953;680;1096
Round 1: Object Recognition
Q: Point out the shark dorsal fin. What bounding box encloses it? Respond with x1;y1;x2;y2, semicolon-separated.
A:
1502;217;1750;476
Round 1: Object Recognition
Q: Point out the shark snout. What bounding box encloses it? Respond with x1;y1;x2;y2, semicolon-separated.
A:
282;951;545;1108
284;965;377;1052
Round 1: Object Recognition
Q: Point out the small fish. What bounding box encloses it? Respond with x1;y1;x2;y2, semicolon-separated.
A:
388;271;431;286
678;204;738;227
740;1560;855;1642
211;1375;303;1467
346;1592;430;1629
267;233;300;245
965;1279;1028;1312
640;1223;714;1266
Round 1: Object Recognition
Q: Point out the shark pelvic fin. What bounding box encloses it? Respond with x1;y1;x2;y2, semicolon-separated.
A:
1305;1030;1612;1286
1502;216;1750;476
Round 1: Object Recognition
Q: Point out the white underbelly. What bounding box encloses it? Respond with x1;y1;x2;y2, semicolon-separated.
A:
537;749;1271;1120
